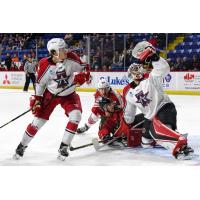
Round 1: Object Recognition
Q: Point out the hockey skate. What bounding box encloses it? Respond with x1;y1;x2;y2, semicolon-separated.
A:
13;143;27;160
76;124;89;134
57;142;69;161
175;145;196;160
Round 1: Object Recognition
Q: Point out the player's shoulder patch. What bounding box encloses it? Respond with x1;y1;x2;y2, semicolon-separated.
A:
66;51;82;64
38;57;54;70
39;57;49;65
37;57;53;82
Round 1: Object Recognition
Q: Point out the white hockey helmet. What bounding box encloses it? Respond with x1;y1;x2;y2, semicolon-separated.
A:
97;78;110;89
132;41;155;59
128;63;144;81
97;78;111;97
47;38;67;54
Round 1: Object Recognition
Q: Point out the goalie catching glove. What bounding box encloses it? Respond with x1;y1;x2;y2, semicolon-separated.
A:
132;41;159;63
29;95;42;115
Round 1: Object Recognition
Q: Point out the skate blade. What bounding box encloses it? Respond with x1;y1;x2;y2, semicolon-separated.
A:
177;153;199;160
13;154;22;160
57;154;67;161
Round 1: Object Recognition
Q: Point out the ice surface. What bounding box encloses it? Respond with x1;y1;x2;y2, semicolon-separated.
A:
0;89;200;166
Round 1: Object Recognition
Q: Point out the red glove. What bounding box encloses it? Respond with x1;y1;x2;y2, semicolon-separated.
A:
85;71;92;84
114;117;131;138
74;71;92;86
138;46;156;61
30;95;42;115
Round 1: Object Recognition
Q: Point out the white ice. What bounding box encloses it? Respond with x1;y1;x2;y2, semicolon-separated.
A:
0;89;200;166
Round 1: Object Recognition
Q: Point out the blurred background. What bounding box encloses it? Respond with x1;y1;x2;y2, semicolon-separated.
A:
1;33;200;72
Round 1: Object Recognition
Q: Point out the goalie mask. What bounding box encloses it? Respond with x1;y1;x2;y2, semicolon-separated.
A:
128;63;144;81
97;78;111;97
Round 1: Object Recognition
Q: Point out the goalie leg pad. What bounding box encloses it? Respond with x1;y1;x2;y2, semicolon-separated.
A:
151;117;189;157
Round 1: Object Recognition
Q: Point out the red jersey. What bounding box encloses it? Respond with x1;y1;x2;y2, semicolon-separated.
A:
86;89;124;127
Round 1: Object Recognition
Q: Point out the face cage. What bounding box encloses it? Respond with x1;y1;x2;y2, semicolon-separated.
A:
131;73;144;81
128;65;144;80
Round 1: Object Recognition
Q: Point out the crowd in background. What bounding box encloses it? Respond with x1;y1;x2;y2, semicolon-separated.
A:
0;33;200;72
168;55;200;71
0;50;37;71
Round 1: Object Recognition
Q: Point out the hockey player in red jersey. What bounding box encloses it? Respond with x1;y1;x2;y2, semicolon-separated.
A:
77;78;144;146
14;38;91;161
77;78;123;144
115;41;195;160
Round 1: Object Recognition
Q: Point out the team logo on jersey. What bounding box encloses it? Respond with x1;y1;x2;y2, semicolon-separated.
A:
54;70;69;88
135;91;151;107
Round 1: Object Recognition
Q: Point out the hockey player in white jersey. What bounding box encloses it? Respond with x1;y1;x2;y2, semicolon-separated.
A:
14;38;91;161
115;41;194;160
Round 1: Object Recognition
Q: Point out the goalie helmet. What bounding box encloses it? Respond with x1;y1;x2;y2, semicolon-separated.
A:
128;63;144;81
132;41;155;59
47;38;67;54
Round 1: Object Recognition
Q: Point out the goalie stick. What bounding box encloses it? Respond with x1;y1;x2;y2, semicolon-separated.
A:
92;120;145;151
0;83;76;129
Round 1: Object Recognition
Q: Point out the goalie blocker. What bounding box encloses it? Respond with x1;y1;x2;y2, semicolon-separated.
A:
127;128;142;147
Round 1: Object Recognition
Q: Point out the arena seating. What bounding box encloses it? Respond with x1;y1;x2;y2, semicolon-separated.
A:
167;34;200;61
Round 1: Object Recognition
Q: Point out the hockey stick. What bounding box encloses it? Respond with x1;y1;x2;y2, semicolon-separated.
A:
69;140;104;151
92;119;145;151
70;119;145;152
0;83;76;129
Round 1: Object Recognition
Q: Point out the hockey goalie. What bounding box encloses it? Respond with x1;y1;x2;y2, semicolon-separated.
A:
115;41;195;160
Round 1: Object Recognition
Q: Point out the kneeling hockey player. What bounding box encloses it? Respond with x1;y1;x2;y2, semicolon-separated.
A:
77;78;144;146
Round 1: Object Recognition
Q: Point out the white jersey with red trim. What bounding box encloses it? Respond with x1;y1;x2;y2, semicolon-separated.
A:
36;52;87;97
124;57;171;124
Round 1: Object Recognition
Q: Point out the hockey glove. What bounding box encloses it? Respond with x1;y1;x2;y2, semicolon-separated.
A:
138;46;156;61
102;134;112;144
74;71;92;86
114;117;131;138
30;95;42;115
77;123;90;134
